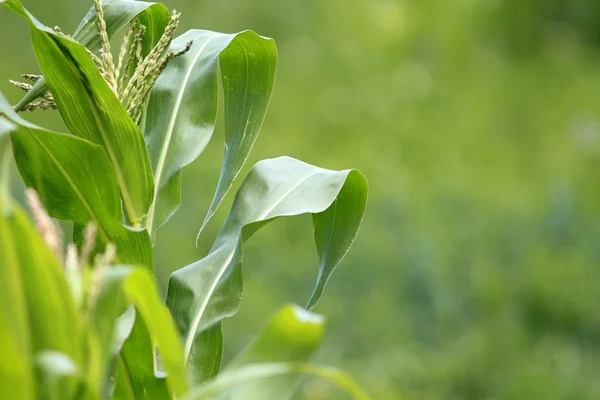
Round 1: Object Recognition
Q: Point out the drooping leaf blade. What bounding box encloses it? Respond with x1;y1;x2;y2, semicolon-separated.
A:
14;0;170;109
166;156;367;384
222;305;325;399
3;0;155;226
143;29;277;237
0;92;152;267
184;362;371;400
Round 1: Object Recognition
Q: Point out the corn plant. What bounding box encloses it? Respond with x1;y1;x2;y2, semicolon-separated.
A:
0;0;369;399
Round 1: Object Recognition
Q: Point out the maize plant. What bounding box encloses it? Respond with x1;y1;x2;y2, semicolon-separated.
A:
0;0;369;399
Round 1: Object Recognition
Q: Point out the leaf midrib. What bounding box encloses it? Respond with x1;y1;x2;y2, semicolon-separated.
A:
27;131;113;247
146;35;218;233
47;33;141;225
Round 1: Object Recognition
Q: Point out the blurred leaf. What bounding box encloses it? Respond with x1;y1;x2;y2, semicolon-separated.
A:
184;362;372;400
166;156;368;384
0;118;11;204
35;351;80;400
222;305;325;399
143;29;277;236
15;0;170;109
0;135;34;399
0;92;152;267
2;0;155;226
94;267;188;398
0;197;82;399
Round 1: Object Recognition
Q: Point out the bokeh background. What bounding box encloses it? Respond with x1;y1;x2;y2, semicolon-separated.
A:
3;0;600;398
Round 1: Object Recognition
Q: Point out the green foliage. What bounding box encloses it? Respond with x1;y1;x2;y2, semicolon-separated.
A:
143;29;277;238
0;197;83;399
0;1;368;399
0;94;153;266
166;156;367;384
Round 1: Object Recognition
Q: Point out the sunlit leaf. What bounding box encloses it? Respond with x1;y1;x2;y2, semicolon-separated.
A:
0;92;152;267
143;30;277;237
2;0;155;226
166;156;368;384
223;305;325;399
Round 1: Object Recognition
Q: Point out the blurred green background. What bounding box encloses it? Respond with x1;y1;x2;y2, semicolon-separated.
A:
3;0;600;398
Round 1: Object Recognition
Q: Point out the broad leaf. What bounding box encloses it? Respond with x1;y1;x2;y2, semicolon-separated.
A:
143;29;277;237
184;362;371;400
166;156;368;384
0;93;152;267
14;0;170;110
94;267;188;398
0;196;83;399
223;305;325;399
3;0;155;226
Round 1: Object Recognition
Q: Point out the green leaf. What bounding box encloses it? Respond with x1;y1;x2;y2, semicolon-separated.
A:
93;267;188;398
34;351;80;400
115;312;170;400
143;30;277;236
222;305;325;399
3;0;155;226
0;150;34;399
0;119;11;208
229;305;325;366
166;156;368;384
13;0;170;110
184;362;372;400
124;268;189;397
0;92;152;267
0;197;83;399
